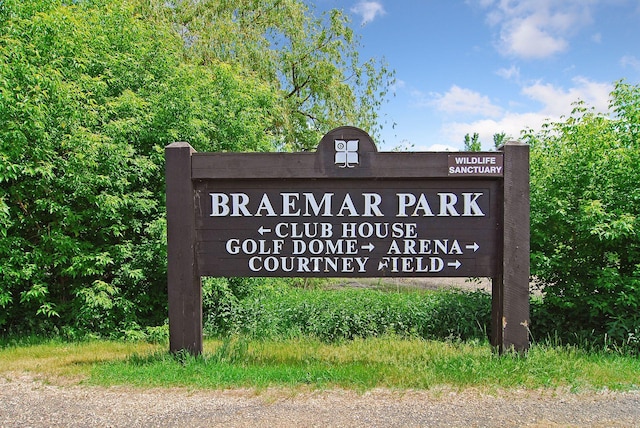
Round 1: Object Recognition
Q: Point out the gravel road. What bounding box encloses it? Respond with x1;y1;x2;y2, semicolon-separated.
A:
1;374;639;427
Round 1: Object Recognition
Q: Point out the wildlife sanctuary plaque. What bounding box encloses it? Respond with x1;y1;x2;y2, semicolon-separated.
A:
166;126;530;355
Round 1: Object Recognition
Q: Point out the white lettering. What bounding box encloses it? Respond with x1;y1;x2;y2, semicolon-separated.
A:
341;222;357;238
255;194;276;216
303;193;333;216
449;166;504;174
337;194;358;217
292;239;358;255
380;257;445;273
462;192;484;216
455;156;497;165
230;193;251;216
342;222;415;239
209;192;486;218
438;193;459;216
226;238;284;255
210;193;230;216
362;193;384;217
247;256;369;273
396;193;415;217
387;239;463;255
413;194;435;217
281;193;300;216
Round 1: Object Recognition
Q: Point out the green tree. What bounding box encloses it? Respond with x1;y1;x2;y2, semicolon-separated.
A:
152;0;394;150
463;132;509;151
463;133;481;151
493;132;507;149
0;0;278;335
525;81;640;345
0;0;393;336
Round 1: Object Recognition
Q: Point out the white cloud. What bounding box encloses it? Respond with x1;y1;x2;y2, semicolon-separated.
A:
351;1;386;25
476;0;597;59
478;0;495;8
501;17;568;58
522;77;611;115
390;78;406;93
496;65;520;81
430;85;503;118
441;112;548;148
424;144;459;151
621;55;640;71
392;141;459;152
437;77;612;148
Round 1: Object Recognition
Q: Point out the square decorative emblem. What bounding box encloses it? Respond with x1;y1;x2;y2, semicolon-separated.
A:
334;139;359;168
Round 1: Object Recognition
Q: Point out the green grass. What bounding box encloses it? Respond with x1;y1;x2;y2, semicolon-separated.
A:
2;284;637;393
3;336;637;393
0;337;160;380
204;284;492;342
97;337;640;392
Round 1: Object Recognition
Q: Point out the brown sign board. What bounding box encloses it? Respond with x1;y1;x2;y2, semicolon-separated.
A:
194;180;501;277
166;126;530;355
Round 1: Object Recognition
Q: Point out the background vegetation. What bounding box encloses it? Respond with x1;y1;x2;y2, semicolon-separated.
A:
0;0;638;354
525;85;640;350
0;0;392;336
202;278;490;342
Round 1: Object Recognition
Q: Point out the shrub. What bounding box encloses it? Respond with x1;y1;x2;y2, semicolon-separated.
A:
0;0;278;335
526;81;640;349
203;282;491;343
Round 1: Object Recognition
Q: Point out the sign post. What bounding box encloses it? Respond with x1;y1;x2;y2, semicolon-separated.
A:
494;141;530;352
165;142;202;355
166;126;530;355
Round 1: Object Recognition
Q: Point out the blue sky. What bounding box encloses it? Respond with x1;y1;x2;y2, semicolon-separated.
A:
312;0;640;151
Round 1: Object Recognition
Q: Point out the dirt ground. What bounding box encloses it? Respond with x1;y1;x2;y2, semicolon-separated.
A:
1;374;639;427
334;276;493;292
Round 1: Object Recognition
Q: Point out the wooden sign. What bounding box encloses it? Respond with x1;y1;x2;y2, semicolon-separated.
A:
196;181;501;278
166;126;530;355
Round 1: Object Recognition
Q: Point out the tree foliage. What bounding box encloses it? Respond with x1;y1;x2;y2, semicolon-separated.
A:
151;0;394;149
463;133;482;151
0;0;394;336
462;132;508;151
525;81;640;344
0;0;280;335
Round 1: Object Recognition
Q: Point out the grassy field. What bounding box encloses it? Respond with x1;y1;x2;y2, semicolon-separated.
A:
1;336;638;393
1;283;637;393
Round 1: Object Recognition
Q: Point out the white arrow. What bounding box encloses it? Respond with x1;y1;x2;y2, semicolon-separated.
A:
465;242;480;252
447;260;462;269
258;226;271;235
361;243;375;252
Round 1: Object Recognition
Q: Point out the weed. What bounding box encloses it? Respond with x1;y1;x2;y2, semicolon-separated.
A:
204;285;491;343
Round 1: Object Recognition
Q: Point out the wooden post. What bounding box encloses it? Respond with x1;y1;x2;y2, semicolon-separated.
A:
492;141;530;353
165;142;202;355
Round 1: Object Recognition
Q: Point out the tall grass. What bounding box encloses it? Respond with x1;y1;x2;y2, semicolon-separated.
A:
2;336;638;392
0;338;160;378
2;282;638;392
204;278;640;355
204;282;491;342
87;337;640;392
